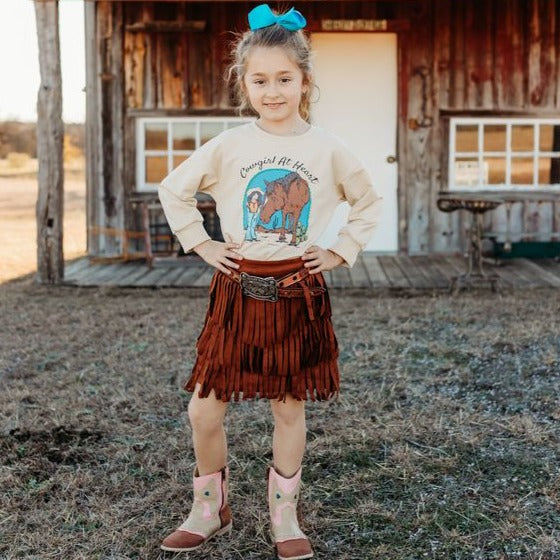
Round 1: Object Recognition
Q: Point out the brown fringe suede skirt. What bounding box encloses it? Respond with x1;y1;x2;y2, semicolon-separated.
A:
185;255;340;402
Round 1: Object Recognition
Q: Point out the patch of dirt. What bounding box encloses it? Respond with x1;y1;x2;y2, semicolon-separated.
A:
1;426;104;467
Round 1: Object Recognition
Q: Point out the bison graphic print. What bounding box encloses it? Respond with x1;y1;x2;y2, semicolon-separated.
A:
243;170;311;247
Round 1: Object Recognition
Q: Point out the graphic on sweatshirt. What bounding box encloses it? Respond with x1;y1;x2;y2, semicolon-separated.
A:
243;170;310;246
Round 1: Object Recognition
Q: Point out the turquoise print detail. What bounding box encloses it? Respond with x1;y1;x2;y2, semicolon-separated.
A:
243;169;311;246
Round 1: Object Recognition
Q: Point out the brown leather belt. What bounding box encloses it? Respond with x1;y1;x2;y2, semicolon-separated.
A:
224;266;326;303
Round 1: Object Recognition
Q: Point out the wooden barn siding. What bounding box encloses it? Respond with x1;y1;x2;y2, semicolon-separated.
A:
90;1;412;256
86;1;126;255
405;0;560;254
120;2;407;110
85;0;98;255
123;2;238;110
88;1;560;257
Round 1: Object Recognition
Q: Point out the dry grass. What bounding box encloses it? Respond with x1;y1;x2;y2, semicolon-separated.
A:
1;168;559;558
1;277;559;559
0;174;87;283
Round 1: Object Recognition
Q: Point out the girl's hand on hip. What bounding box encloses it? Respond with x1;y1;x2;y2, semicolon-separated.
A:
301;245;344;274
193;239;243;275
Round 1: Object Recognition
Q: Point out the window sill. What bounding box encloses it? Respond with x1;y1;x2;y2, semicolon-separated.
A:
442;186;560;202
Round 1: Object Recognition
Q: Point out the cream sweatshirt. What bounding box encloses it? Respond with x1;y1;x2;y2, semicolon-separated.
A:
158;121;383;268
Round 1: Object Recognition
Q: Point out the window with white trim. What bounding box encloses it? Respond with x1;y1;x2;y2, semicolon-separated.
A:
448;117;560;191
136;117;254;192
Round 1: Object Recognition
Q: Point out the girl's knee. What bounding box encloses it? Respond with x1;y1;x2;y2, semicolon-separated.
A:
270;396;306;426
188;387;226;432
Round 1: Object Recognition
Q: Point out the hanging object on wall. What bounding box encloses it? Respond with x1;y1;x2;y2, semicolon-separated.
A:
409;65;433;129
321;19;388;31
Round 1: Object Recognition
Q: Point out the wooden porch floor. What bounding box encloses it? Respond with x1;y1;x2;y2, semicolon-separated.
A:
62;253;560;291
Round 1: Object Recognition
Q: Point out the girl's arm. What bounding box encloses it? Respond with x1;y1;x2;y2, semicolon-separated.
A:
158;140;220;255
328;167;383;268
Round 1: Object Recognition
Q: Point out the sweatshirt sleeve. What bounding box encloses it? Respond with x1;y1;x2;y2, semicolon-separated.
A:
157;138;220;255
327;166;383;269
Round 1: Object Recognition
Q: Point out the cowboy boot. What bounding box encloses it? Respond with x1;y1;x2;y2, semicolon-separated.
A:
267;465;314;560
161;465;232;552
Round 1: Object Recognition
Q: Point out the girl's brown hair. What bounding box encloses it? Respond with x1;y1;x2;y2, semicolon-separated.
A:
225;16;318;122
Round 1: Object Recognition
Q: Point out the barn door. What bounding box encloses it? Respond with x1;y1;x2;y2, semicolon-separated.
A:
310;33;398;253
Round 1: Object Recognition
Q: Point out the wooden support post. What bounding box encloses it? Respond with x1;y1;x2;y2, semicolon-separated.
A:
34;0;64;284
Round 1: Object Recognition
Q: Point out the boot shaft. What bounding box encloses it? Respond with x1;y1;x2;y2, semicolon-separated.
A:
179;465;230;536
161;464;232;552
267;465;306;541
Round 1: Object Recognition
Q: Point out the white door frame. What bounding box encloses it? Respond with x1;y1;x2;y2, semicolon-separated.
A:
309;32;399;254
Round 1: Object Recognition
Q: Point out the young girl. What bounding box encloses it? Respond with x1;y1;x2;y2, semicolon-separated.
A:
158;4;382;558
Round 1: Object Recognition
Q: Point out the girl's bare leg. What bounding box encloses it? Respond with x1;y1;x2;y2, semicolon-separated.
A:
188;384;228;474
270;394;306;476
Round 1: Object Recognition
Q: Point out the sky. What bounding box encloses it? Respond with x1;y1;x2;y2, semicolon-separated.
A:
0;0;85;123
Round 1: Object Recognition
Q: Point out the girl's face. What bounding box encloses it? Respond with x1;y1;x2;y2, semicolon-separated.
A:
243;46;308;128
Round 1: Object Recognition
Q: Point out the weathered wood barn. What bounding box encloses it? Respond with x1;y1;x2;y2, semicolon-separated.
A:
82;0;560;263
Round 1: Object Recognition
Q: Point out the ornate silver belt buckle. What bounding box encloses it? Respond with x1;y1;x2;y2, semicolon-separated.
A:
240;272;278;302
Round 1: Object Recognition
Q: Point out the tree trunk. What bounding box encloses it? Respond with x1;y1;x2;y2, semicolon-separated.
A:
34;0;64;284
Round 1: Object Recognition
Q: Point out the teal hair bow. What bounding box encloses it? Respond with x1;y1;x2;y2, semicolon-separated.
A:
248;4;306;32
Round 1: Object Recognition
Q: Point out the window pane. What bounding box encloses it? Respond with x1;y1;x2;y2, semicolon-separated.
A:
173;155;188;169
145;123;167;150
538;157;560;184
483;124;506;152
226;121;245;129
539;124;560;152
201;122;224;145
511;125;533;152
455;125;478;152
510;158;533;185
484;157;506;184
172;123;196;150
145;156;168;183
454;159;486;186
